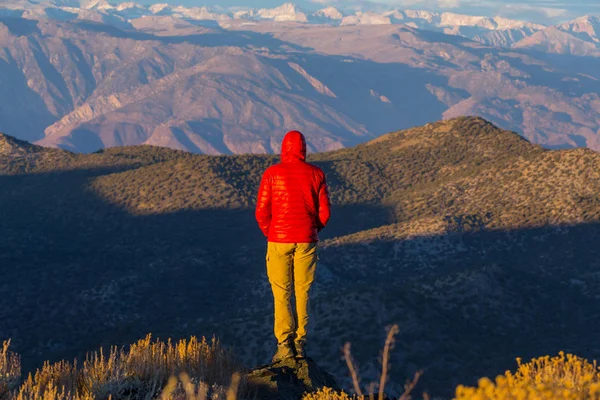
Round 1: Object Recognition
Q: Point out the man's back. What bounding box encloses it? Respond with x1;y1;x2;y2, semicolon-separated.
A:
255;131;331;243
255;130;331;362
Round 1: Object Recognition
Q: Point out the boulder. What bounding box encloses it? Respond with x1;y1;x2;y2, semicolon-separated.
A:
246;358;340;400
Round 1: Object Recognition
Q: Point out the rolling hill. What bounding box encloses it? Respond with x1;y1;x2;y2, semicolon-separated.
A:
2;117;600;397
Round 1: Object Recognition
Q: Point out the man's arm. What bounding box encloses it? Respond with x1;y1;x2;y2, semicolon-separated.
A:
255;170;272;237
317;174;331;232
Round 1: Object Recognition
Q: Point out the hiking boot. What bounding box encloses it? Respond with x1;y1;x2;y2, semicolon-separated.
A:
272;341;295;363
294;340;306;359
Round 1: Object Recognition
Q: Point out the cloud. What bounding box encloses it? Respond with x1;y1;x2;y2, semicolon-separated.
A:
501;3;569;19
437;0;461;8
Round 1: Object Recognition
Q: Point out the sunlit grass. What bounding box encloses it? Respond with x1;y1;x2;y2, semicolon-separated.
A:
5;335;241;400
0;341;21;399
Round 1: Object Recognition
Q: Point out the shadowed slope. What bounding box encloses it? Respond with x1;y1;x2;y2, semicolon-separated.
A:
1;117;600;397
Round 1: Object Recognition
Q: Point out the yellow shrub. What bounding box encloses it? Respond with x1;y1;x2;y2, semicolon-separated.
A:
302;387;355;400
455;352;600;400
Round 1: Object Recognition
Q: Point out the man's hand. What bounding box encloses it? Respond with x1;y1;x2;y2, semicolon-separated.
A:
255;170;273;237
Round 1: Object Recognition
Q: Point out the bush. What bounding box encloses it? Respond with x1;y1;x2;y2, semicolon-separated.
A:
13;335;241;400
303;387;354;400
455;352;600;400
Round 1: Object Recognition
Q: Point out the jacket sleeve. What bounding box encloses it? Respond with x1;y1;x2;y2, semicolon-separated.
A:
255;170;272;237
317;174;331;232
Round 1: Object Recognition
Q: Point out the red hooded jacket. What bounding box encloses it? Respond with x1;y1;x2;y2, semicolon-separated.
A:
255;131;331;243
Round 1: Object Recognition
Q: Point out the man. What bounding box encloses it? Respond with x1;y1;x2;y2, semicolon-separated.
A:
255;130;331;363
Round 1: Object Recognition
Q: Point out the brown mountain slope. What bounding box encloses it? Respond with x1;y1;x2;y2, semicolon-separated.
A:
2;117;600;396
472;26;539;48
215;22;600;150
558;16;600;43
2;17;600;154
513;26;600;56
513;16;600;56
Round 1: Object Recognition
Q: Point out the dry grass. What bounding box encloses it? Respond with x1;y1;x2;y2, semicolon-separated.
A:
0;341;21;399
158;372;240;400
3;328;423;400
455;352;600;400
8;335;241;400
304;325;423;400
8;332;600;400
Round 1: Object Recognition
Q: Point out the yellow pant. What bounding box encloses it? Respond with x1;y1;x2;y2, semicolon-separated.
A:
266;242;318;345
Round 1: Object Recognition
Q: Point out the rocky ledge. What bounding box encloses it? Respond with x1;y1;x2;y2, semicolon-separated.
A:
246;358;340;400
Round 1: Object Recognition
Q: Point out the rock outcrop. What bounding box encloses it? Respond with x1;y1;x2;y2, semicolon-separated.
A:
247;358;339;400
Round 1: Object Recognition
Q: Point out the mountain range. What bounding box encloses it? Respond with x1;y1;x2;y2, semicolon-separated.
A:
1;1;600;154
5;0;600;51
2;117;600;398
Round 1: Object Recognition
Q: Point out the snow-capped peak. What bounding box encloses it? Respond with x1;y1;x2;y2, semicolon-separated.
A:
340;11;391;26
314;6;343;20
568;15;600;24
382;10;405;22
257;3;307;23
149;3;169;14
45;0;113;9
491;16;545;30
115;2;144;12
404;10;439;23
81;0;113;10
558;15;600;42
440;12;544;30
175;5;230;21
560;15;600;30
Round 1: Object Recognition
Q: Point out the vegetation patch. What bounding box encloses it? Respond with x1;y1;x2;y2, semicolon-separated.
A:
455;352;600;400
1;337;241;400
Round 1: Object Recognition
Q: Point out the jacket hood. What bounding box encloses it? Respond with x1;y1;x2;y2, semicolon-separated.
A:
281;130;306;163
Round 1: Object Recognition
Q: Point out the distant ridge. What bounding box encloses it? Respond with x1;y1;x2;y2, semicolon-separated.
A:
513;15;600;55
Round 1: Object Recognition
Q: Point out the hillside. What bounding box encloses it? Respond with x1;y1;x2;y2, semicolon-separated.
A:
1;117;600;397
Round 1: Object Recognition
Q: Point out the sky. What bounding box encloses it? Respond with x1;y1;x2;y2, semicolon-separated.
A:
126;0;600;25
